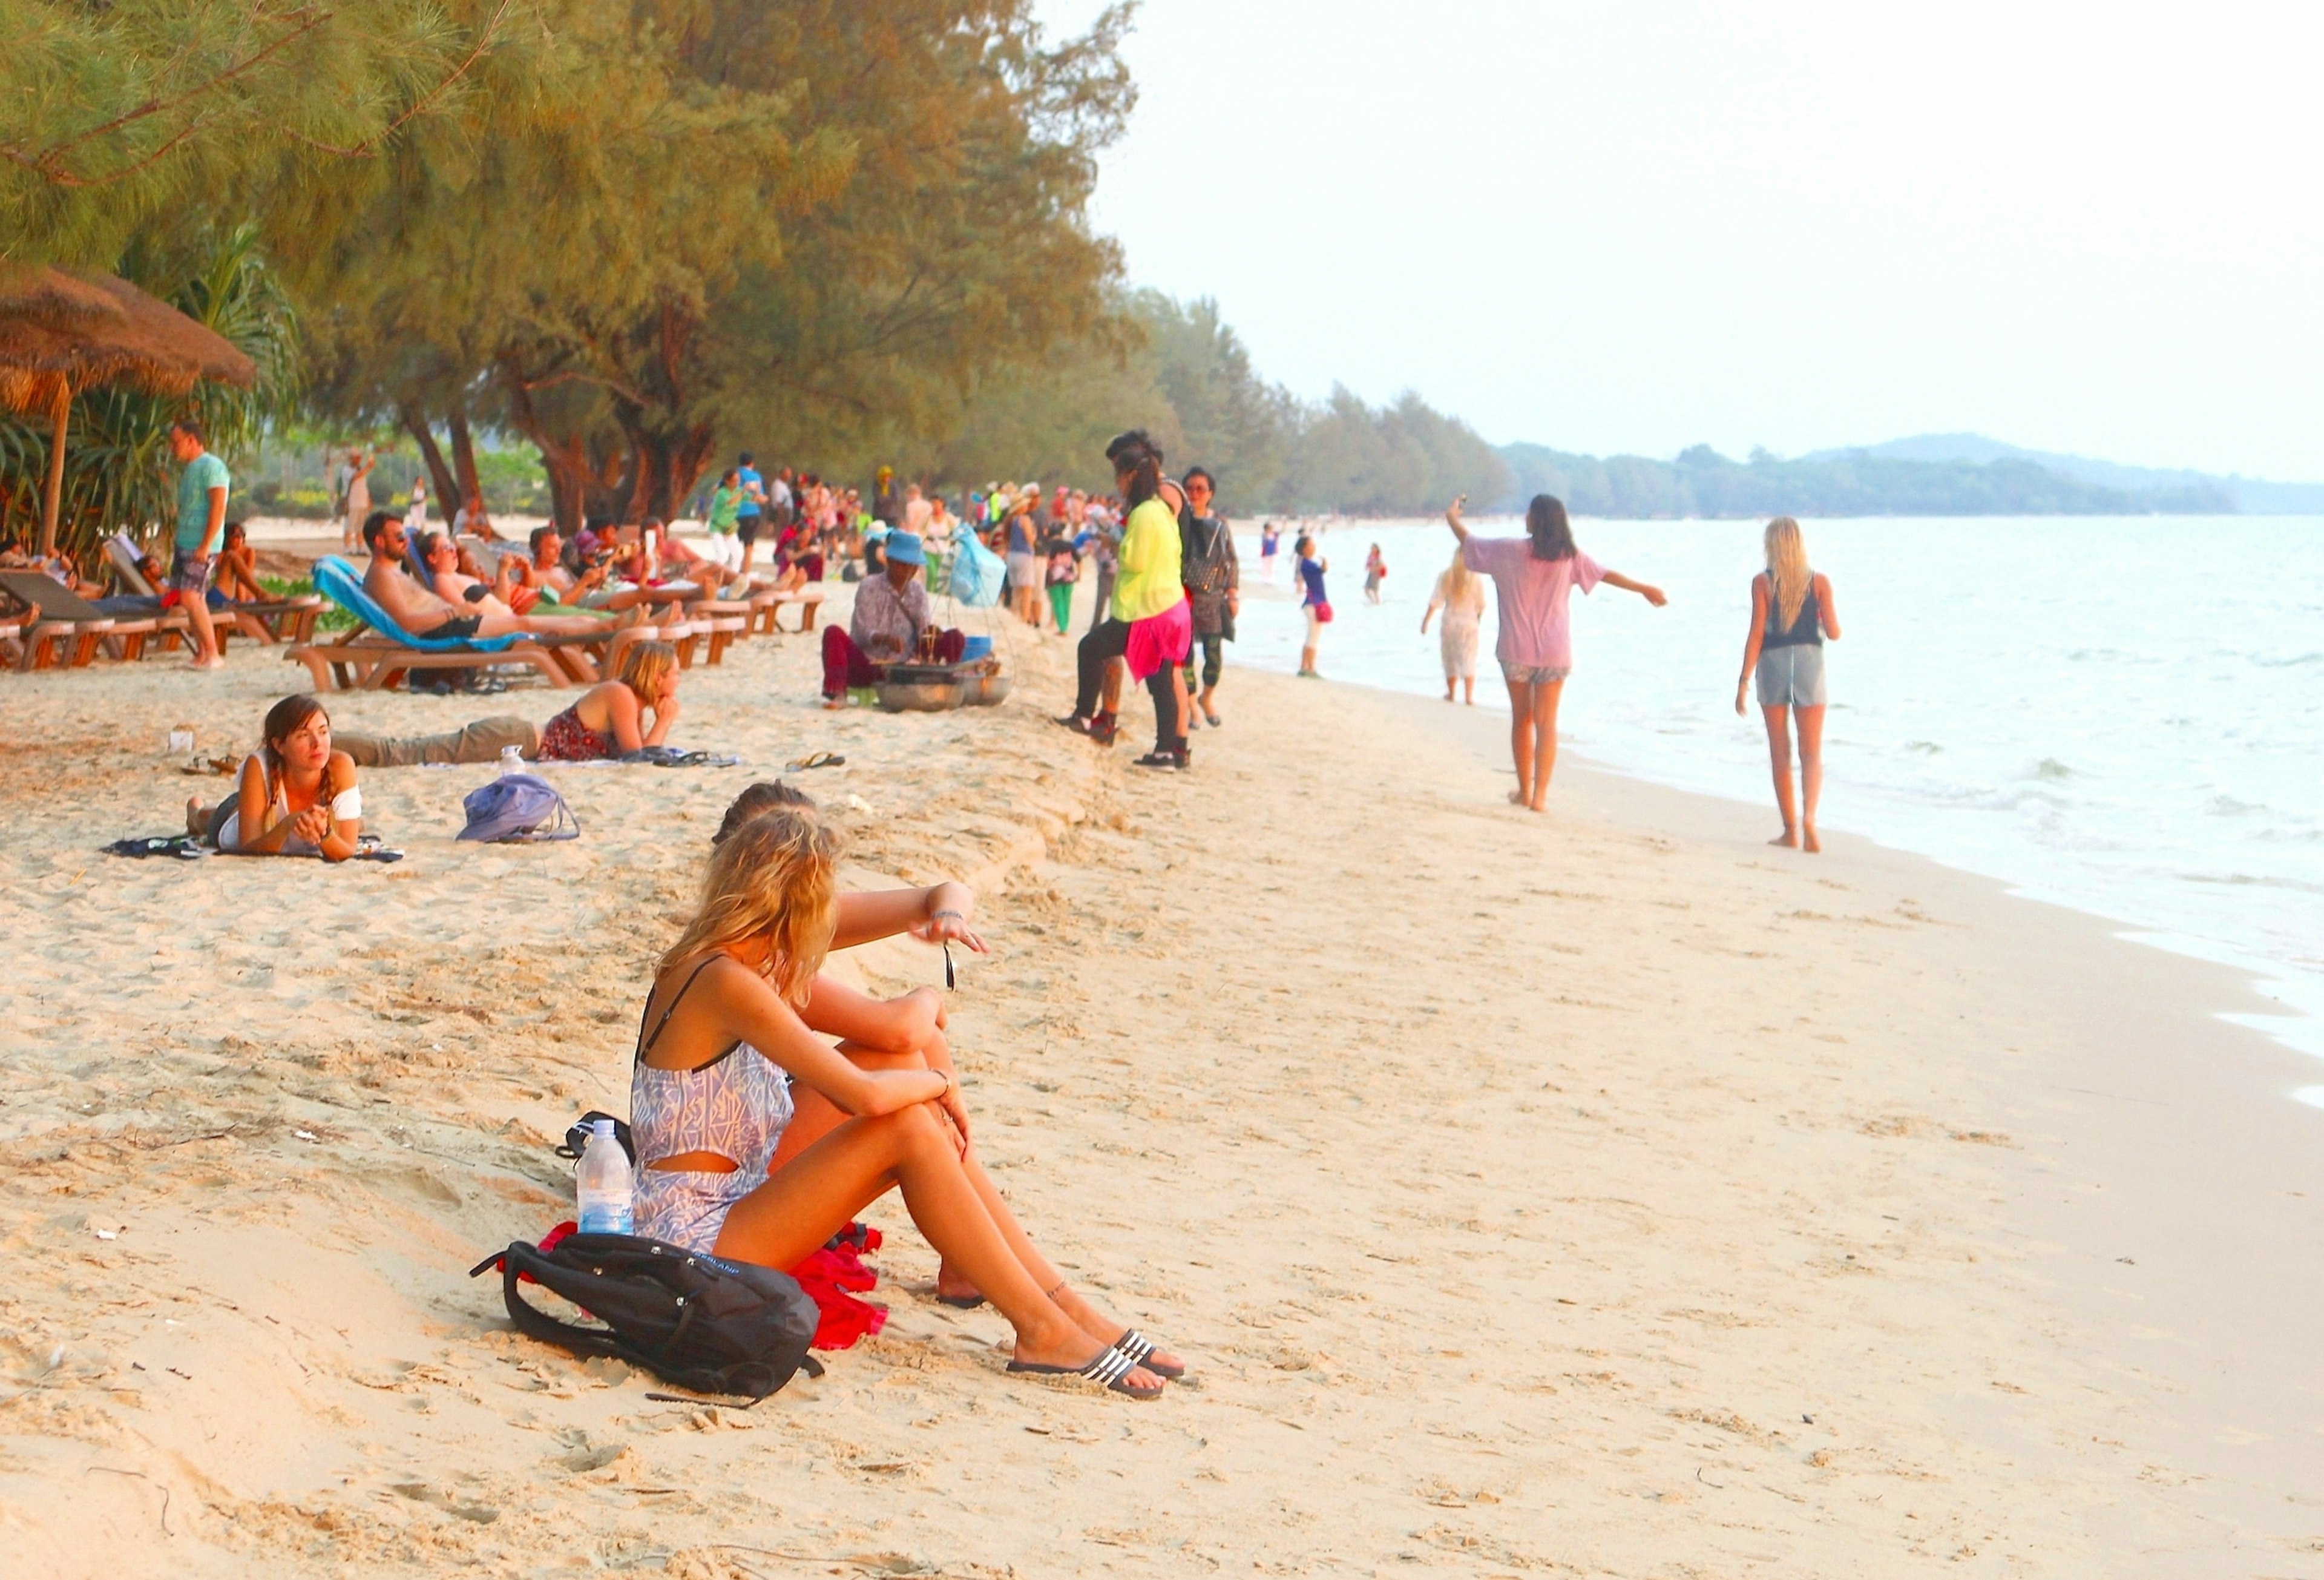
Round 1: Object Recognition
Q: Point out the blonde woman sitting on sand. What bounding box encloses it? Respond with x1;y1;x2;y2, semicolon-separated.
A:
628;805;1173;1398
1735;516;1841;852
185;694;363;861
706;784;1189;1381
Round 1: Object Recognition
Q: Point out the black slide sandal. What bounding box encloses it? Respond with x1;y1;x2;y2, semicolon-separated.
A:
1007;1343;1163;1400
1111;1328;1186;1380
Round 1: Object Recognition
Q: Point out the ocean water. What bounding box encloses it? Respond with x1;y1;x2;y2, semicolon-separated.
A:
1226;515;2324;1070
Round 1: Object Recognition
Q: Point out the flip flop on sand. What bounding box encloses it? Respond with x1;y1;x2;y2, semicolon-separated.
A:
786;751;845;771
934;1292;985;1310
1007;1343;1165;1400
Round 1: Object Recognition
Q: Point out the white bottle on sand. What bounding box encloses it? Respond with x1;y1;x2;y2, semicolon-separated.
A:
575;1119;634;1236
498;745;524;777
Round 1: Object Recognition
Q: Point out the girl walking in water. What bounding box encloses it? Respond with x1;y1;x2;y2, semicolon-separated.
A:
1735;516;1841;851
1445;493;1666;811
1420;542;1487;704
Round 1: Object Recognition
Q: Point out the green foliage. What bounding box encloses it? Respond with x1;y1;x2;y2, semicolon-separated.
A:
921;290;1509;515
1497;442;2236;517
0;0;530;265
0;223;302;564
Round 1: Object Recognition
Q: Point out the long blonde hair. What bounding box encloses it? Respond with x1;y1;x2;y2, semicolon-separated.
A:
660;807;839;1007
1764;516;1811;630
619;640;678;705
1441;543;1480;607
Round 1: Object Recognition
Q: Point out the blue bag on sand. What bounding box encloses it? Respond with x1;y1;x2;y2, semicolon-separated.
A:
457;773;580;843
950;531;1005;608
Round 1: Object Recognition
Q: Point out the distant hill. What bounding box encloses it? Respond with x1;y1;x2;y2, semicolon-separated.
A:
1804;433;2324;514
1494;441;2240;519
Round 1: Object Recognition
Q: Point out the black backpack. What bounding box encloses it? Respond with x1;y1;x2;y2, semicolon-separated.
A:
471;1233;821;1401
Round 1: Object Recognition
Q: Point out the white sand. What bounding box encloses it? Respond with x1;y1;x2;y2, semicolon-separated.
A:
1;588;2319;1577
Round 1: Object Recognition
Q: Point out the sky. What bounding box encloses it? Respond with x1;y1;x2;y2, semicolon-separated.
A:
1032;1;2324;480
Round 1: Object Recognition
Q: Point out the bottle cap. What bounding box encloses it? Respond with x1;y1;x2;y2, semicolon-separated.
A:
591;1117;616;1138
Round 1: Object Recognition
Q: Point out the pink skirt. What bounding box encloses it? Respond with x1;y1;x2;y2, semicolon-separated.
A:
1124;597;1193;681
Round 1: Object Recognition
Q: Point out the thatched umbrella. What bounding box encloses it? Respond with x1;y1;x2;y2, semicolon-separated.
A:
0;265;257;557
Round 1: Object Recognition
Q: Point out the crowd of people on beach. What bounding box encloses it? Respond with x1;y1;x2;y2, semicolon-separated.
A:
3;402;1859;1420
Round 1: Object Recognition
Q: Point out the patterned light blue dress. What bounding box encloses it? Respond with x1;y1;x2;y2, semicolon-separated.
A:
630;960;795;1254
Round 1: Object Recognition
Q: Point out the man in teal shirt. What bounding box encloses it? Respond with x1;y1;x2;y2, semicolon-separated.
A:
168;417;230;670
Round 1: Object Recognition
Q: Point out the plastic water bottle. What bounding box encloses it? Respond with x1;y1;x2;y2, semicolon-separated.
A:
497;745;524;778
575;1119;634;1235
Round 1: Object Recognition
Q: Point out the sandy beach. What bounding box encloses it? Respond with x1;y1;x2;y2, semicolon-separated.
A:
2;585;2320;1578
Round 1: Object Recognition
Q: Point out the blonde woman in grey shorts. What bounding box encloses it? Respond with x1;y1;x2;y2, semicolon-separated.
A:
1735;516;1841;852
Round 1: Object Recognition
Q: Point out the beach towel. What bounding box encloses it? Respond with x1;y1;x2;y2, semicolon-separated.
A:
950;530;1006;608
309;555;522;653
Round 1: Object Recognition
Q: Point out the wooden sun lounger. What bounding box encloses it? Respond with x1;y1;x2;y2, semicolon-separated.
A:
283;618;665;692
0;571;174;672
101;535;323;652
744;587;826;635
284;625;574;693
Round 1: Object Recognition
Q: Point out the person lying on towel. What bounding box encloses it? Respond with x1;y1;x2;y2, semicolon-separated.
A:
185;695;363;860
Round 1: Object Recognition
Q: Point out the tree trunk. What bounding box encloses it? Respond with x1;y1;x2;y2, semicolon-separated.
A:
447;406;483;513
396;401;461;523
494;360;586;533
38;378;70;559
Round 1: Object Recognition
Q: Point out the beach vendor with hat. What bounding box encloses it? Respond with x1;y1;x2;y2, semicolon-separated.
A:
821;532;965;708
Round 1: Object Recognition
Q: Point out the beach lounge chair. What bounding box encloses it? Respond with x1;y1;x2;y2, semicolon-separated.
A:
284;555;587;692
104;534;322;651
747;587;826;635
0;570;167;671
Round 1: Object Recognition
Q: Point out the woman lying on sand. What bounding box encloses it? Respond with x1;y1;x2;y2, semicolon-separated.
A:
185;694;363;861
709;784;1187;1379
626;800;1175;1398
1445;493;1666;812
535;640;681;760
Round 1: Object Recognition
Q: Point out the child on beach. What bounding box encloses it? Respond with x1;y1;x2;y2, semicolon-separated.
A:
1258;522;1281;582
185;694;363;860
1364;543;1386;604
1042;527;1078;634
1445;493;1666;812
1736;516;1842;852
626;803;1178;1398
1295;534;1329;678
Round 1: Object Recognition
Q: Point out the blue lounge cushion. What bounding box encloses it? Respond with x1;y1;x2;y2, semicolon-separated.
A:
310;556;521;653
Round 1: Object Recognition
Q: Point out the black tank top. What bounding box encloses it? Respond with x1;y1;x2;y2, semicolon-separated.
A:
1761;573;1822;648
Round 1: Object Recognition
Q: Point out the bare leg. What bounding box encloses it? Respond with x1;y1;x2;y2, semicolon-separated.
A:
775;1039;1181;1371
712;1102;1155;1383
1528;679;1563;811
1443;674;1456;702
1462;675;1475;705
1795;703;1826;852
1503;676;1535;805
1761;705;1799;846
183;596;222;667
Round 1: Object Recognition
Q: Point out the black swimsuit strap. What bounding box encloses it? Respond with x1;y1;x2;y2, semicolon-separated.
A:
634;955;723;1065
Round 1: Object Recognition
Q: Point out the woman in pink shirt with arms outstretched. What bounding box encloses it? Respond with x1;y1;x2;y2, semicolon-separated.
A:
1445;493;1666;812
